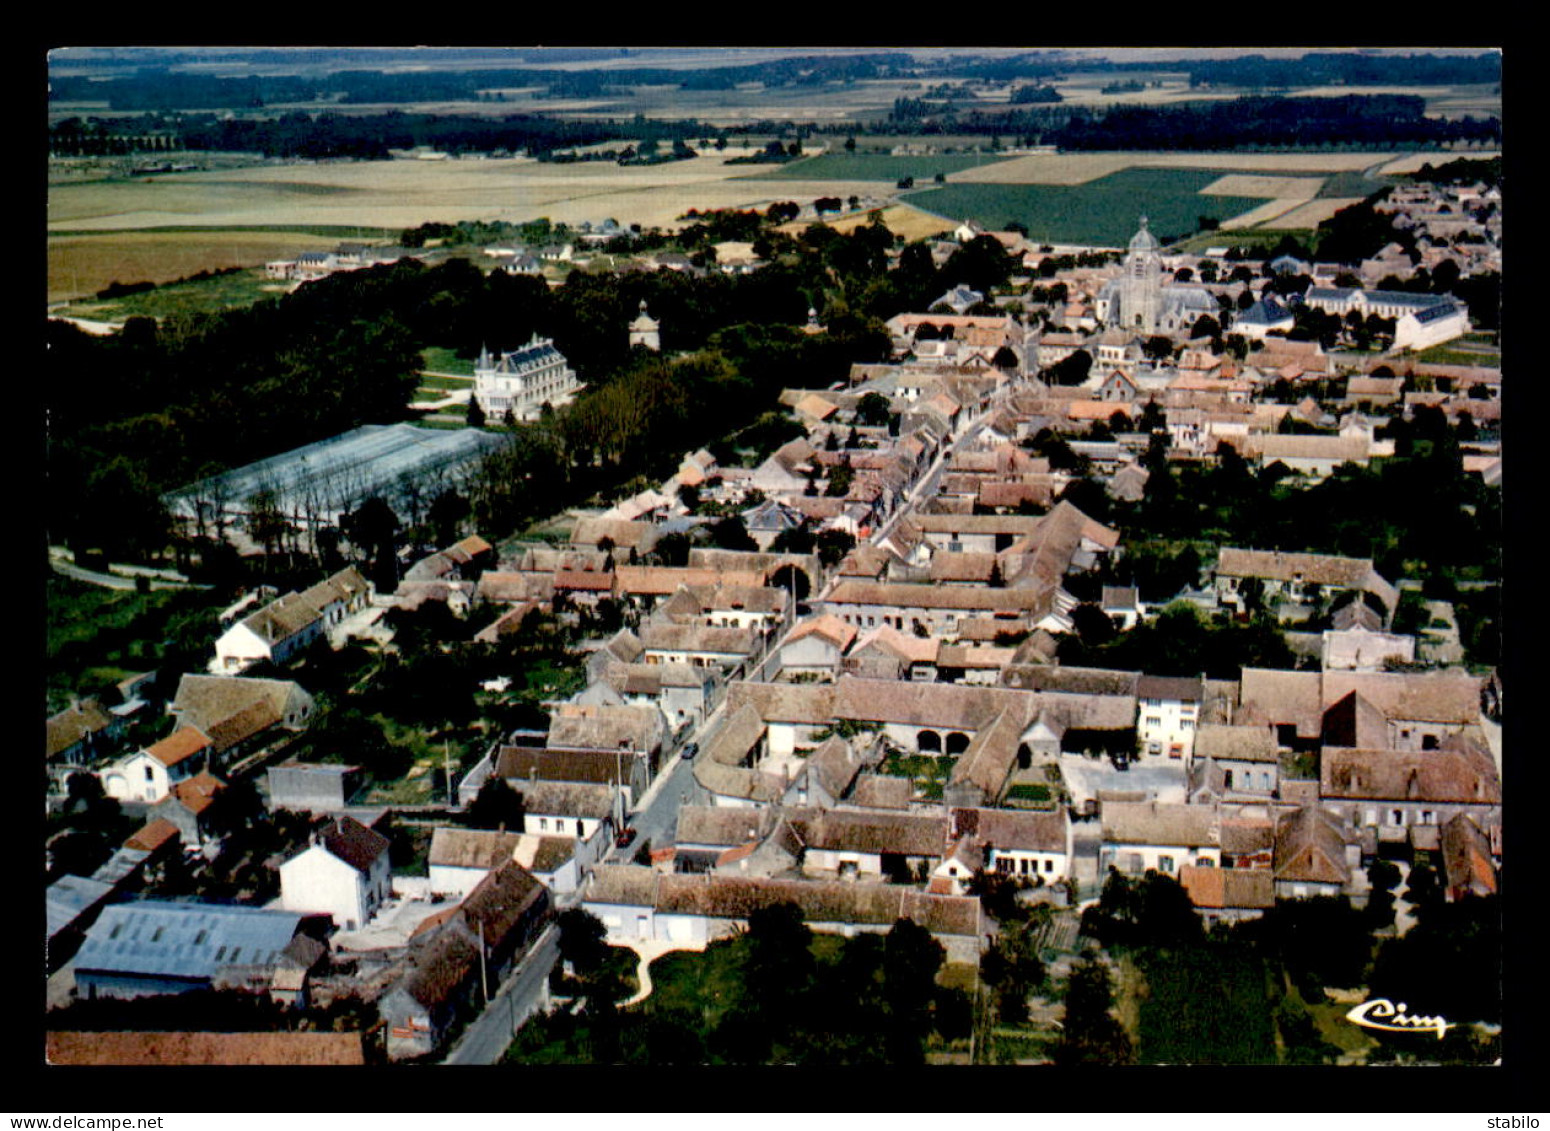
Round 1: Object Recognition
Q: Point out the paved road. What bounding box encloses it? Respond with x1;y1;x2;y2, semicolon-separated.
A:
50;557;211;591
442;919;562;1065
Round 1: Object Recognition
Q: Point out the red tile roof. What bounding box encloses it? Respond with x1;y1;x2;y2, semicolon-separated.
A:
145;727;211;769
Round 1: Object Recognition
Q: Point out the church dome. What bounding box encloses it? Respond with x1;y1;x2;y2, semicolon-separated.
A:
1128;217;1159;253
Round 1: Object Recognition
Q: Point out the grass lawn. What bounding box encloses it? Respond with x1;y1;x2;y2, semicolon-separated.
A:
1410;343;1501;366
639;937;746;1028
411;417;470;430
900;167;1271;247
417;373;475;391
419;346;478;376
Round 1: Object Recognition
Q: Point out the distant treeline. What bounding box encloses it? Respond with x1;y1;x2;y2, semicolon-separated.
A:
52;93;1500;163
52;111;641;161
51;51;1499;110
1185;52;1500;90
48;54;917;110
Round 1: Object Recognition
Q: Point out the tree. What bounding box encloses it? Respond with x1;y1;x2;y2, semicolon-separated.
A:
815;528;856;569
854;391;893;428
466;397;486;428
1054;953;1134;1065
882;917;946;1039
981;918;1046;1024
556;908;610;975
744;901;815;1017
465;775;525;831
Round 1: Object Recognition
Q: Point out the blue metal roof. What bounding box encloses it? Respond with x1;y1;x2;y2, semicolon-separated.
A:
47;875;115;939
75;900;307;981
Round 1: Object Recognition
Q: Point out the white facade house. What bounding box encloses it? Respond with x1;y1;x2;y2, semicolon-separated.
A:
1100;801;1221;877
100;728;210;805
473;336;582;422
211;569;370;674
934;806;1072;894
278;817;392;932
1135;675;1203;760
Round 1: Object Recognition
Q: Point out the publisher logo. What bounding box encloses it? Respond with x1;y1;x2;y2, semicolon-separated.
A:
1345;997;1453;1040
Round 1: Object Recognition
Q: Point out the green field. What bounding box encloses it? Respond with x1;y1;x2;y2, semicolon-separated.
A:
419;346;478;376
57;266;283;322
900;167;1272;247
757;152;1015;183
46;574;225;713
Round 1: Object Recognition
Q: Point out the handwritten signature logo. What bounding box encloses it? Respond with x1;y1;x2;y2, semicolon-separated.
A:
1345;998;1453;1040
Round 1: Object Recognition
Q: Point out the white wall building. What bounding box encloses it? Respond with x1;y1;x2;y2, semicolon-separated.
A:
474;336;582;421
278;817;392;932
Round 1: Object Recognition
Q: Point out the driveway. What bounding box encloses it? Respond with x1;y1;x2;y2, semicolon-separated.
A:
1058;752;1188;810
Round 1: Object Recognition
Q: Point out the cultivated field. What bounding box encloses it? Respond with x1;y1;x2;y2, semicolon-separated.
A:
48;230;341;305
789;203;957;242
759;153;1011;182
1257;198;1369;230
901;167;1270;247
1375;150;1501;176
46;149;893;235
1198;174;1323;200
46;142;1492;302
952;150;1404;186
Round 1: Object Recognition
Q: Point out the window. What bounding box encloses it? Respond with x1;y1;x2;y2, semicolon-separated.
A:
1146;716;1162;729
1391;809;1404;826
1043;859;1054;873
1180;718;1194;731
1159;855;1175;874
539;818;548;831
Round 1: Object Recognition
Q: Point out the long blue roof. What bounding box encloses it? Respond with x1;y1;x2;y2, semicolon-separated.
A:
75;899;308;981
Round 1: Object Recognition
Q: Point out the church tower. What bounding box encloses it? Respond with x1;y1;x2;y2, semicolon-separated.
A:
629;299;661;351
1120;216;1162;335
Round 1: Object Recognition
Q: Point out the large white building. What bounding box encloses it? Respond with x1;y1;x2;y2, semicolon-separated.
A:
473;335;582;421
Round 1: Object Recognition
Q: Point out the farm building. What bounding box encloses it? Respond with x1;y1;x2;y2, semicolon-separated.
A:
163;423;504;531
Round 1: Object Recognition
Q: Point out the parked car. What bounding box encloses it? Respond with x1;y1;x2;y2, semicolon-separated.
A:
682;742;699;761
615;826;638;849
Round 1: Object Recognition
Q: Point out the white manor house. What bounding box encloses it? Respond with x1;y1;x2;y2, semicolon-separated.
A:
473;335;583;422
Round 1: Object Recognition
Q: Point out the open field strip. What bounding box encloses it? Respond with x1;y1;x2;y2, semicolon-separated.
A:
951;150;1411;186
1199;174;1323;199
1375;149;1500;175
48;150;900;234
1219;198;1315;230
787;202;957;241
1264;197;1369;229
48;229;340;303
